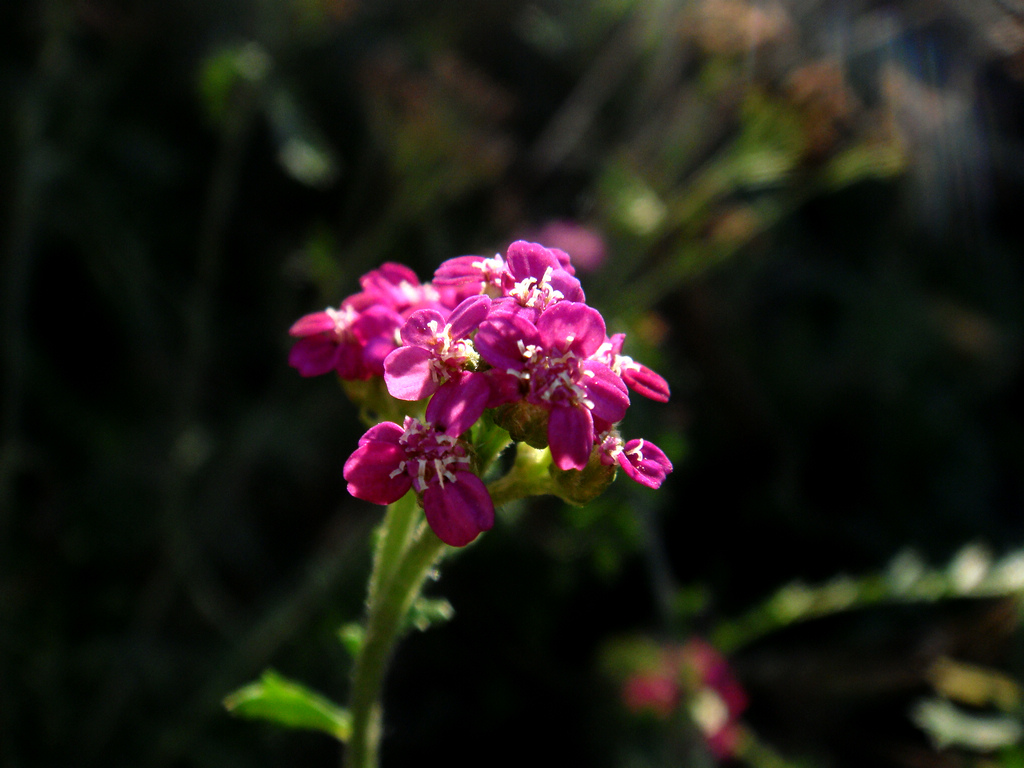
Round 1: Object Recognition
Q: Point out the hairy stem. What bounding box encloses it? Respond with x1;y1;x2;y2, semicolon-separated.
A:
344;521;447;768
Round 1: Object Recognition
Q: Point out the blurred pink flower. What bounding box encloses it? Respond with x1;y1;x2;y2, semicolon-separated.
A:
619;637;748;761
534;220;607;272
623;672;680;718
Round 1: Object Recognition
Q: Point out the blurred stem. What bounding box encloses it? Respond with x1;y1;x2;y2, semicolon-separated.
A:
345;513;447;768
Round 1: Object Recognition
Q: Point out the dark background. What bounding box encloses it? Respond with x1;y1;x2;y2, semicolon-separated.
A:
2;1;1024;766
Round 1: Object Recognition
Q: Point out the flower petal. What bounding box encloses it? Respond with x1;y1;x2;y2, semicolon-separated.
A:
616;439;673;489
357;421;404;447
426;373;490;436
582;361;630;423
400;308;448;347
288;335;342;377
537;302;605;357
352;305;403;344
447;294;492;340
422;471;494;547
621;363;671;403
343;442;411;504
475;312;540;372
384;345;437;401
289;310;337;337
506;240;561;280
548;404;594;470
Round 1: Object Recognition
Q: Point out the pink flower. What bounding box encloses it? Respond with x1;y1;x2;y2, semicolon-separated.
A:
475;301;629;470
682;639;748;719
596;427;673;489
682;638;749;760
618;638;748;762
384;295;491;401
622;672;680;718
343;401;494;547
288;303;403;379
492;240;584;321
534;220;606;272
357;262;446;316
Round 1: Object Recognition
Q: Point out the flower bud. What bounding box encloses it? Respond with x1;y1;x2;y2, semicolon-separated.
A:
549;447;616;505
492;400;550;450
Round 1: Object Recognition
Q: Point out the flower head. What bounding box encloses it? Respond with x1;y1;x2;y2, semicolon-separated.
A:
343;410;494;547
293;238;675;547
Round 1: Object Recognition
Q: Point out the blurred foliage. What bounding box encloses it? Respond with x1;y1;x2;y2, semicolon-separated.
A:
2;0;1024;767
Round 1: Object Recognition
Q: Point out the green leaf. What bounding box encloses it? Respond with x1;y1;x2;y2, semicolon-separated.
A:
224;670;351;741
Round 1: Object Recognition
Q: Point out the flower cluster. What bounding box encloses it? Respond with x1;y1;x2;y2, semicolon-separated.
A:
290;240;673;547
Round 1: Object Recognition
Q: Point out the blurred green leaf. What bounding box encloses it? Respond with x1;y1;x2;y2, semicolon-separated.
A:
266;87;339;188
223;670;351;741
911;697;1023;751
197;42;271;123
822;138;906;189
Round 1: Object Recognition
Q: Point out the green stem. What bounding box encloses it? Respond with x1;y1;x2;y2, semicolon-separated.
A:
345;520;447;768
365;492;420;609
486;443;555;507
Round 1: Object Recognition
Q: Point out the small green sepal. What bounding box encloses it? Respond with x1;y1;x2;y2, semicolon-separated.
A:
404;597;455;632
338;622;365;659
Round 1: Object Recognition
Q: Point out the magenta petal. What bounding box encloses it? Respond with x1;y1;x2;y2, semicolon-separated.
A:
548;405;594;470
422;472;494;547
475;313;541;372
606;333;626;356
361;262;421;295
622;364;671;402
546;270;585;303
362;335;398;376
549;246;575;275
434;255;486;286
289;311;337;337
400;308;448;347
426;373;490;436
353;305;403;345
582;361;630;423
486;370;522;407
506;240;560;278
537;302;605;357
447;294;492;339
617;439;673;489
343;442;411;504
358;421;404;447
335;341;367;379
288;335;342;377
384;346;437;400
